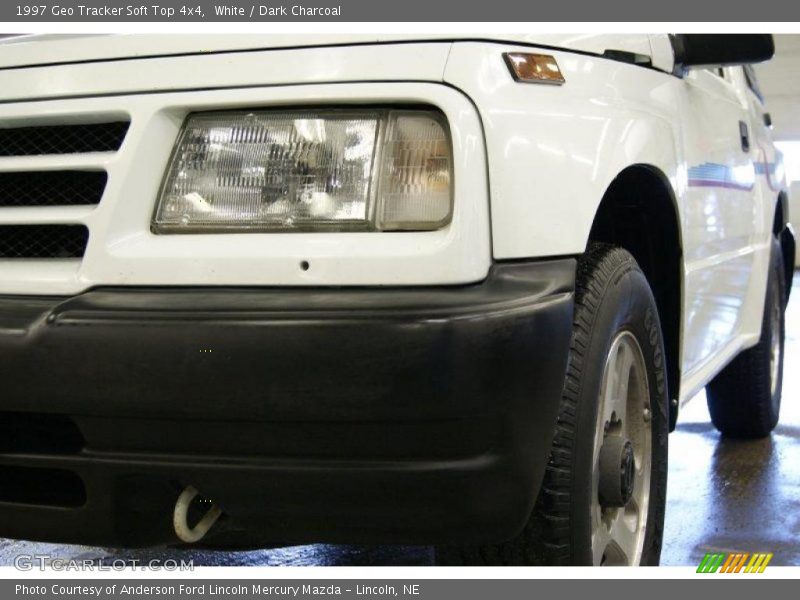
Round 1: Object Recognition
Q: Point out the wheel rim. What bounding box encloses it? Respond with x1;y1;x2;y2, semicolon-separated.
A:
591;331;652;566
769;297;781;397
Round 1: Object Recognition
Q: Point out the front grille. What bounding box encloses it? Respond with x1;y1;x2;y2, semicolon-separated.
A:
0;225;89;258
0;171;107;207
0;121;129;156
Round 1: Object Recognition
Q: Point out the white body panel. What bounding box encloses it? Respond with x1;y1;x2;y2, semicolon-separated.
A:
0;35;785;403
0;33;664;70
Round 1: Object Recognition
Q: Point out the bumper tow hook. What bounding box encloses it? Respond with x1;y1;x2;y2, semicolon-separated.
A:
173;486;222;543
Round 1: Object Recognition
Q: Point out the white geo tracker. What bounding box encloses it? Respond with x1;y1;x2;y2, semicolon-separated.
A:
0;33;793;566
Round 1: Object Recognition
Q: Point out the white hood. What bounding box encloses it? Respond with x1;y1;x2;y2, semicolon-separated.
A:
0;33;672;71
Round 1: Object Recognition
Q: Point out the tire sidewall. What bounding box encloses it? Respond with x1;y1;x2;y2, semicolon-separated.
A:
570;258;669;565
767;238;786;419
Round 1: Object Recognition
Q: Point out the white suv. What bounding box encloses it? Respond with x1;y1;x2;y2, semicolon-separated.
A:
0;33;793;566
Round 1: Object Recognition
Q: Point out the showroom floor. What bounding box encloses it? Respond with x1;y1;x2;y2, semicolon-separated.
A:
1;272;798;567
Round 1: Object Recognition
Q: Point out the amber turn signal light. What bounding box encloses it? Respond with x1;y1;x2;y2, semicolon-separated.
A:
503;52;565;85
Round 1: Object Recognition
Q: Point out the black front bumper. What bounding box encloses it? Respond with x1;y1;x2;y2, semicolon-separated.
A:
0;259;574;548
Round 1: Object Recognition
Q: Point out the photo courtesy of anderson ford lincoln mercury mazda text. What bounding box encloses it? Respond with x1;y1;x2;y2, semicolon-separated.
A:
0;33;794;566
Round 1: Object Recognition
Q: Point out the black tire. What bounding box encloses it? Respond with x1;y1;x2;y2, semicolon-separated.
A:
706;237;785;438
435;243;669;565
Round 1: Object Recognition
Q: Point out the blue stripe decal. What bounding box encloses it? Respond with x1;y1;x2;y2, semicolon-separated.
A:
688;162;755;192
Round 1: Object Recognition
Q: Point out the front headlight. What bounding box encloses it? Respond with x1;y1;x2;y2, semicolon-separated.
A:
152;108;452;233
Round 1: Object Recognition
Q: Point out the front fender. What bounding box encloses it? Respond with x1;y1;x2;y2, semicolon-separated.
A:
444;41;683;259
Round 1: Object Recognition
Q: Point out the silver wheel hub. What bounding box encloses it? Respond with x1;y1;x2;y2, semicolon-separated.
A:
591;332;652;566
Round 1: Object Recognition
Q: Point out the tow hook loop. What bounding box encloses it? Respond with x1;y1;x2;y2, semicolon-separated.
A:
173;486;222;543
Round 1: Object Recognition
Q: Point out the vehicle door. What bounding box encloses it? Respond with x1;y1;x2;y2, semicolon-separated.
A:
676;66;759;383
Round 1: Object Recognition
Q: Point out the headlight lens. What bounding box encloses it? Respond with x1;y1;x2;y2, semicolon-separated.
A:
153;109;452;233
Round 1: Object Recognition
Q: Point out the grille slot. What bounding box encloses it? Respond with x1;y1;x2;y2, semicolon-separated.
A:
0;121;129;156
0;171;107;207
0;465;86;507
0;225;89;258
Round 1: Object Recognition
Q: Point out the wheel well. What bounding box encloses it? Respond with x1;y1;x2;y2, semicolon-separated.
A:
588;165;683;430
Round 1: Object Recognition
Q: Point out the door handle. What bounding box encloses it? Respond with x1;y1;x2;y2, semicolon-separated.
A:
739;120;751;152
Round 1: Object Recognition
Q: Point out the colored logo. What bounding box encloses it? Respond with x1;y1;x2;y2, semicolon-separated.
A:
697;552;773;573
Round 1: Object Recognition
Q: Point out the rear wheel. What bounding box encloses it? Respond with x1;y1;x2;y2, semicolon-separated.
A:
435;244;668;565
706;237;785;438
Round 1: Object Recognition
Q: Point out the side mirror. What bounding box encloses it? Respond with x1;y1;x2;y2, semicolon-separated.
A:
672;34;774;71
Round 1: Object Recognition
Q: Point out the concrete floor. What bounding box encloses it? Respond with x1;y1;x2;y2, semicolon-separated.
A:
1;272;798;567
